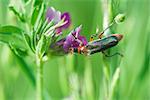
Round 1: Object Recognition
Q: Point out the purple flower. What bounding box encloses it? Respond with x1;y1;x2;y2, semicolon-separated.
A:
46;7;61;23
49;38;68;55
60;12;71;29
63;25;88;52
46;7;71;34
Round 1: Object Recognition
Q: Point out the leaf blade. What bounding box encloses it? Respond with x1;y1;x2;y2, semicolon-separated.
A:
0;25;26;49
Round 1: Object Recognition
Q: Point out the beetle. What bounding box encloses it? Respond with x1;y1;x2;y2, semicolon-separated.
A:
70;27;123;57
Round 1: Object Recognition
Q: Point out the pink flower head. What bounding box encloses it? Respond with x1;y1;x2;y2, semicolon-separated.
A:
63;25;87;52
46;7;71;34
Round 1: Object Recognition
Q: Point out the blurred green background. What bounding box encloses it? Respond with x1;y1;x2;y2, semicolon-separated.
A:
0;0;150;100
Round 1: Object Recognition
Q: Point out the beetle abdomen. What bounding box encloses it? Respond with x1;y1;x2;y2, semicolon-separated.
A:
86;35;119;55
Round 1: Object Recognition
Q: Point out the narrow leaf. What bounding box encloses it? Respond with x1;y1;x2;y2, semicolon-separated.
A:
34;0;43;7
10;47;36;87
0;25;22;34
23;33;35;52
33;3;45;31
31;7;40;26
9;43;28;57
23;0;30;3
0;25;25;49
36;35;47;56
9;6;26;23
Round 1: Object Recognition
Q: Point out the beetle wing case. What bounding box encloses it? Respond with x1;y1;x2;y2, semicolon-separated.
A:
86;35;119;55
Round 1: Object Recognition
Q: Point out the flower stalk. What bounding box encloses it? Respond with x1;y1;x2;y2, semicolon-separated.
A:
36;53;43;100
101;0;125;99
102;0;113;99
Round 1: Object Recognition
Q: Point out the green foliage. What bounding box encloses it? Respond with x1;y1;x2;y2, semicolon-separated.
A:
0;25;25;49
11;49;36;86
23;0;29;3
32;3;45;29
0;25;35;89
23;33;34;52
34;0;43;7
31;6;41;26
36;35;50;57
9;6;26;23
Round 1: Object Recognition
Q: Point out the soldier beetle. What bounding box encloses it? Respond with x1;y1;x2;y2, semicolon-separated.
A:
70;26;123;57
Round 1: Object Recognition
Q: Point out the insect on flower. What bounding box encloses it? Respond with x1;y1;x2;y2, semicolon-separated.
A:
48;10;124;57
49;25;87;56
70;25;123;57
69;13;125;57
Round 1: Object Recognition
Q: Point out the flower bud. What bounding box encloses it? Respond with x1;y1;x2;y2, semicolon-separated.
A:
114;13;125;24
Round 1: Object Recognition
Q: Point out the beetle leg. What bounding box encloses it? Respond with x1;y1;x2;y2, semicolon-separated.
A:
102;51;123;57
90;31;105;42
90;28;107;42
97;22;114;39
90;33;97;41
69;47;74;54
98;32;104;39
90;36;94;41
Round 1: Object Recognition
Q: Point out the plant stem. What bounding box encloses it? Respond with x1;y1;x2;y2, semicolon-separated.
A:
102;0;113;99
36;55;43;100
109;67;120;99
103;58;110;100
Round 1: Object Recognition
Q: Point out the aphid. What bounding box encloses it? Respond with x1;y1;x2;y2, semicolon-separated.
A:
70;26;123;57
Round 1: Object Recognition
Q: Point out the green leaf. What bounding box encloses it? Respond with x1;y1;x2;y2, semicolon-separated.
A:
9;43;28;57
24;33;31;48
23;33;35;52
11;48;36;87
30;3;46;53
0;25;22;33
34;0;43;7
23;0;30;3
0;25;26;49
0;26;35;87
31;31;36;52
33;3;45;31
31;7;40;26
31;0;44;26
9;6;26;23
36;35;49;57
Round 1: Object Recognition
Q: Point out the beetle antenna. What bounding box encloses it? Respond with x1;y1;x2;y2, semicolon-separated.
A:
98;22;114;38
90;21;115;40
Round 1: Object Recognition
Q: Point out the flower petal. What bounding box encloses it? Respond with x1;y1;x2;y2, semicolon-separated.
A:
55;12;71;34
46;7;55;22
78;36;88;45
61;12;71;29
53;11;61;23
75;25;82;37
50;38;68;55
63;26;87;52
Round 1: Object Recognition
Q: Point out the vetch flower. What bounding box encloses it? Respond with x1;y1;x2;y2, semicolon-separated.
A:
49;25;88;55
46;7;61;23
63;25;88;52
49;38;67;56
46;8;87;56
46;7;71;34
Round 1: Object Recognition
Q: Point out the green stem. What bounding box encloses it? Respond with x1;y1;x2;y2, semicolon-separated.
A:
109;67;120;99
103;58;110;100
102;0;113;99
36;55;43;100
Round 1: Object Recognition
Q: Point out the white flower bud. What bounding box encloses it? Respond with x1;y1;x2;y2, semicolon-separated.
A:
114;13;125;24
